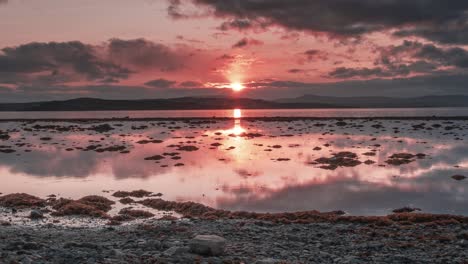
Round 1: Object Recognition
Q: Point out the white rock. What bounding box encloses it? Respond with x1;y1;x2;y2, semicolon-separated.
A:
189;235;226;256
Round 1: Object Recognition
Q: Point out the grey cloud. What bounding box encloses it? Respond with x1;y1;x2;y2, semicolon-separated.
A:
232;38;263;49
107;38;188;72
0;39;198;86
171;0;468;39
0;41;131;83
329;67;386;78
144;78;177;88
179;81;203;87
394;17;468;45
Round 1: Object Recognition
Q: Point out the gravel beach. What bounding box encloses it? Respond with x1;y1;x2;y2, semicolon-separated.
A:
1;217;468;263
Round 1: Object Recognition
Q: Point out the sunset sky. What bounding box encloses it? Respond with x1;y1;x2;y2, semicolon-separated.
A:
1;0;468;102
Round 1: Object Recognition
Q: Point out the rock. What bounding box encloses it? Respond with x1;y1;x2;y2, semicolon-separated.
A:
163;246;190;256
0;220;11;226
451;175;466;181
255;258;283;264
189;235;226;256
0;193;46;208
177;145;199;151
29;209;44;219
392;207;421;213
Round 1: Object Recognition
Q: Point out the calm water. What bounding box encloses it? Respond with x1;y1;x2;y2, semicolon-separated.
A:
0;107;467;119
0;109;467;216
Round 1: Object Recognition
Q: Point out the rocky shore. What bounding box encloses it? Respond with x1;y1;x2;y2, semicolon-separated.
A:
0;192;467;263
1;218;467;264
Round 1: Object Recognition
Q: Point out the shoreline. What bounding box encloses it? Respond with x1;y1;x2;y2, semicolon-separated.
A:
1;192;467;263
0;115;468;122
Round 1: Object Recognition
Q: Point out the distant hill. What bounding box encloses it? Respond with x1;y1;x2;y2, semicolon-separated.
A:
0;95;466;111
0;97;332;111
276;95;468;108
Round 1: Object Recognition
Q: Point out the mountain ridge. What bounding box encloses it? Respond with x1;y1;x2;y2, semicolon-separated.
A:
0;95;466;111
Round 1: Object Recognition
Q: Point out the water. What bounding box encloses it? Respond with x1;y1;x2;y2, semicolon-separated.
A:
0;107;467;119
0;109;467;216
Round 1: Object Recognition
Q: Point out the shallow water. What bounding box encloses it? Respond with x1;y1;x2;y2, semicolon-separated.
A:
0;111;467;216
0;107;468;119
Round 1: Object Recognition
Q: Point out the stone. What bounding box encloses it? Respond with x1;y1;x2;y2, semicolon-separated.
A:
189;235;226;256
255;258;283;264
163;246;189;256
451;175;466;181
29;209;44;219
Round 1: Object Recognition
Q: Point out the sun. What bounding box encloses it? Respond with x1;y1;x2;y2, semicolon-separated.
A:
230;82;245;92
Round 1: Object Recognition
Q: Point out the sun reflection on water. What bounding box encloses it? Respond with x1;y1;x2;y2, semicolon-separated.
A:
233;109;242;119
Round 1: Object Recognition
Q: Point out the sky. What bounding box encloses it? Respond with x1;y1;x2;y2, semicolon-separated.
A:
1;0;468;102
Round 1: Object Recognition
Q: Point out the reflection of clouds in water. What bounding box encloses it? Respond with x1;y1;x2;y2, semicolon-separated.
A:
216;167;468;215
0;119;466;215
3;150;101;178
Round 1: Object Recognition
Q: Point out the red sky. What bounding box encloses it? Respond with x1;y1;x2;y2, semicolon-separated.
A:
1;0;468;101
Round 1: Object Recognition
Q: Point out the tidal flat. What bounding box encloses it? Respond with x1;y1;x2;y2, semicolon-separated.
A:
0;117;467;263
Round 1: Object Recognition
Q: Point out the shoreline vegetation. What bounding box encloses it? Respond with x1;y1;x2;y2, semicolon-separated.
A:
0;192;467;263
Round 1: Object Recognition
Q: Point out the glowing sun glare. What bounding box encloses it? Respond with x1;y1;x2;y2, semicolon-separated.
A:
233;109;242;119
230;82;245;92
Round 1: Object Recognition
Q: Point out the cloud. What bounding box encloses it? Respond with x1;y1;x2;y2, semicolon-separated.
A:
179;81;203;87
232;38;264;49
0;41;131;84
379;40;468;69
328;39;468;79
303;49;328;62
170;0;468;39
394;17;468;45
107;38;188;72
329;67;386;78
288;69;305;74
144;78;177;88
0;0;7;5
0;38;204;86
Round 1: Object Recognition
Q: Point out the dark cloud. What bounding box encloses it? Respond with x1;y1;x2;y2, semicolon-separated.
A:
0;39;199;86
329;40;468;79
0;0;7;5
107;38;188;71
0;41;131;84
232;37;263;49
379;40;468;69
288;69;305;74
329;67;386;78
171;0;468;39
179;81;203;87
218;19;253;31
144;78;177;88
303;49;328;62
394;17;468;45
328;61;437;79
216;54;235;60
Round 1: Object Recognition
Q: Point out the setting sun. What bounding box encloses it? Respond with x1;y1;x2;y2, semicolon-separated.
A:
230;82;245;92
